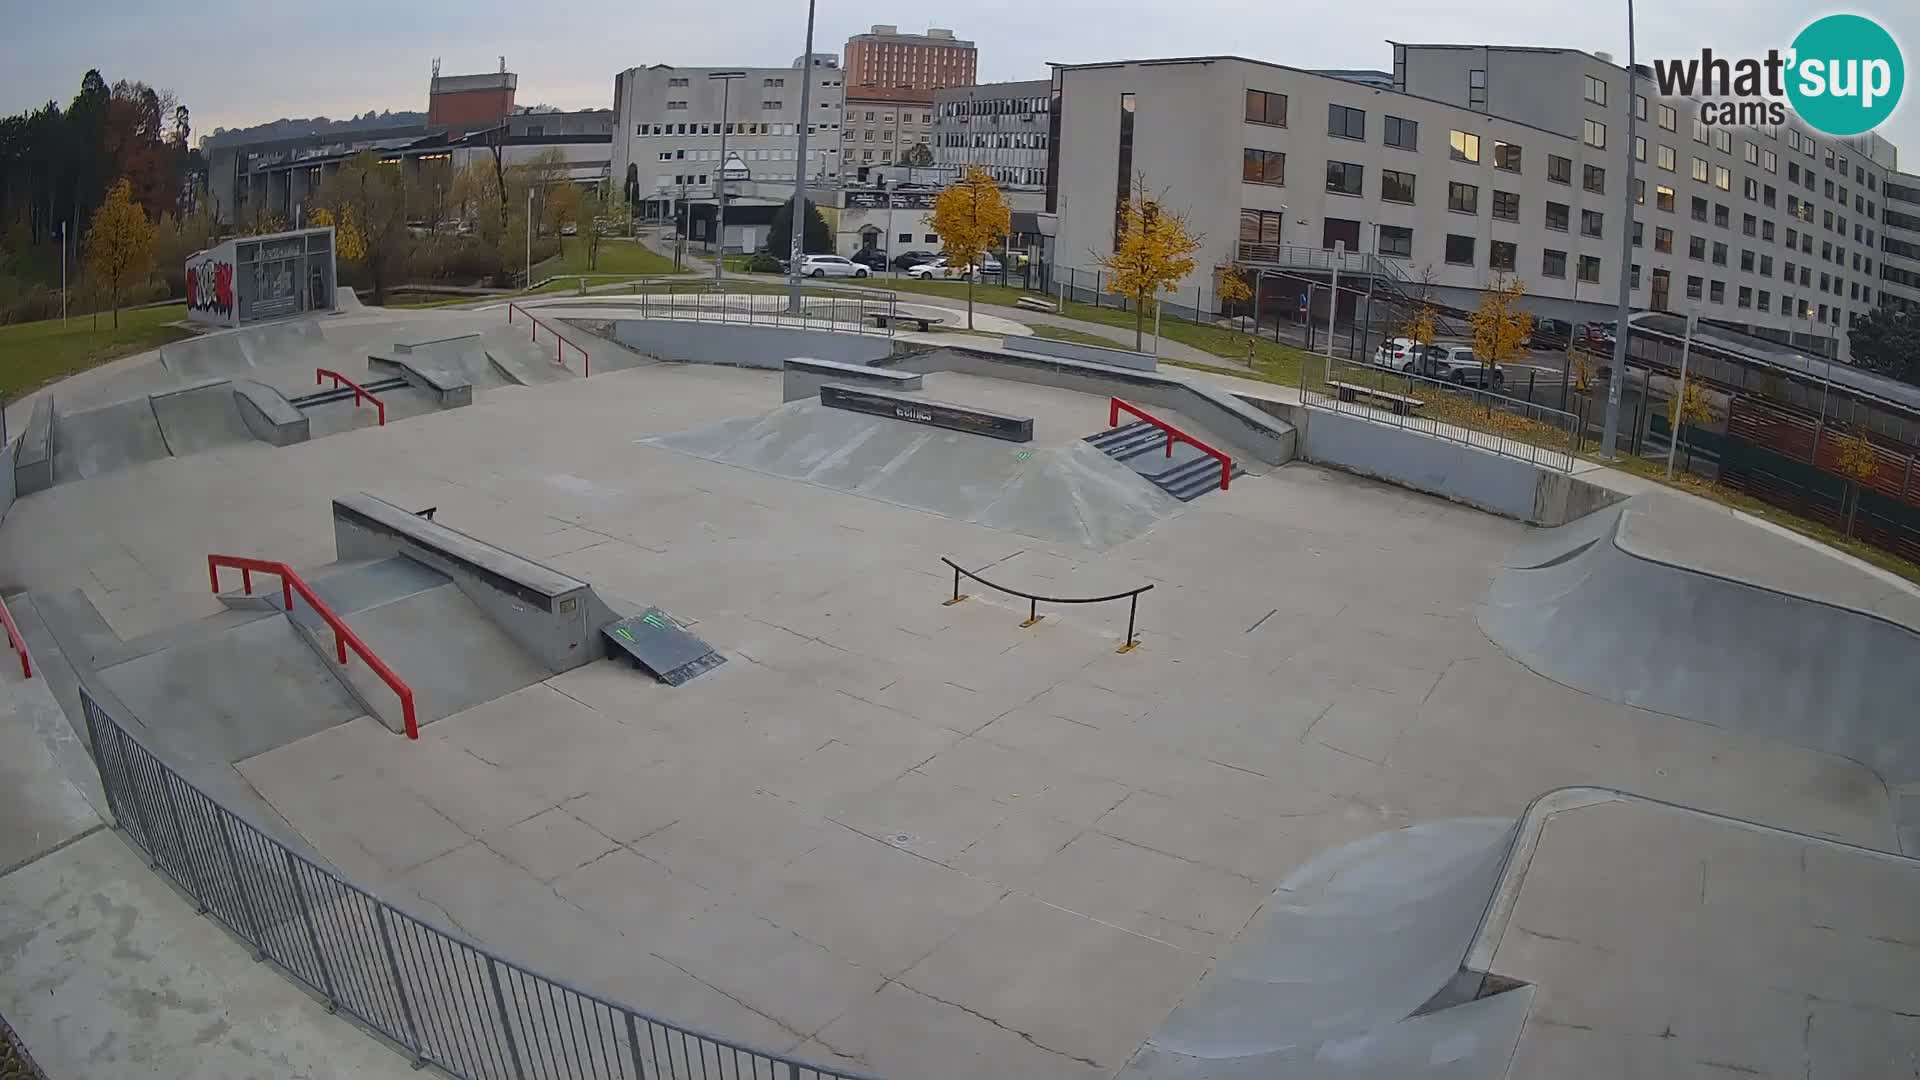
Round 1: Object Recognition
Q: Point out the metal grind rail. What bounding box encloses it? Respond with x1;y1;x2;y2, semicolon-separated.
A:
941;556;1154;653
314;369;387;425
207;554;419;739
507;301;591;376
0;593;32;678
1109;397;1234;492
79;684;875;1080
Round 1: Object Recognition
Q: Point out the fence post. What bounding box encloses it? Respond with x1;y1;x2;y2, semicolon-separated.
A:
123;732;162;868
158;774;209;913
374;907;426;1065
487;957;530;1080
216;812;269;961
626;1014;650;1080
286;849;339;1010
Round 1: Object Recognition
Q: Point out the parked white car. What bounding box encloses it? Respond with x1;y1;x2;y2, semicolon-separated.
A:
1415;344;1506;389
906;259;960;280
798;254;869;278
1373;337;1420;369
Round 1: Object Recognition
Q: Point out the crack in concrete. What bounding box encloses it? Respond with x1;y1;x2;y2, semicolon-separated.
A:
894;981;1101;1068
648;950;813;1045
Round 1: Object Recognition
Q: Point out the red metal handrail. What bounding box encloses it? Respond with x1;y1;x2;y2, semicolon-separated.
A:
207;554;419;739
316;368;386;425
507;301;591;377
0;594;32;679
1109;396;1234;492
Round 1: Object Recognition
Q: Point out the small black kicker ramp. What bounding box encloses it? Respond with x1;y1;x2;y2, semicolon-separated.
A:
602;608;727;685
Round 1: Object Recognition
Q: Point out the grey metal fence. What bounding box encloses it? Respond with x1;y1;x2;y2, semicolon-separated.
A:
1300;353;1582;472
79;685;875;1080
610;286;900;337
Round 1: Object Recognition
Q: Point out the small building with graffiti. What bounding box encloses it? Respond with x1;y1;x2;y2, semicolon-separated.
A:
185;226;338;329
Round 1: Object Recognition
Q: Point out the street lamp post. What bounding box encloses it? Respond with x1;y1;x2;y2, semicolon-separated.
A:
709;71;747;288
1600;0;1643;458
526;188;533;288
787;0;818;313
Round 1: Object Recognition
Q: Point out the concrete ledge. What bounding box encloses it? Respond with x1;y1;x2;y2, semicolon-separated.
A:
394;332;481;355
1002;333;1156;372
820;383;1034;442
893;346;1297;466
13;395;53;496
332;493;613;673
369;354;474;408
608;319;893;369
783;357;922;402
231;380;310;447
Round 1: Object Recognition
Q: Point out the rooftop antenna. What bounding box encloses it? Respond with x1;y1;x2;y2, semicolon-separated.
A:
431;57;440;79
499;56;506;74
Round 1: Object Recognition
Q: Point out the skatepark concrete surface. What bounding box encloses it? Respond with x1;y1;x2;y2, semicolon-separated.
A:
4;312;1920;1078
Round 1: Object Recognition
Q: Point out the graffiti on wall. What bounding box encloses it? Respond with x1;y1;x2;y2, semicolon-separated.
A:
187;259;235;317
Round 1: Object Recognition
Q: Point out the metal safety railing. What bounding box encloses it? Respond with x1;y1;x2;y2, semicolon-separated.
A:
315;369;387;426
507;301;591;377
563;285;902;338
1110;397;1234;492
1300;353;1581;472
941;556;1154;653
79;682;876;1080
0;593;32;678
207;555;418;739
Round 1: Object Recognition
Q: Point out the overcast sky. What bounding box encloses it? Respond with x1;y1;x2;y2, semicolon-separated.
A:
3;0;1916;162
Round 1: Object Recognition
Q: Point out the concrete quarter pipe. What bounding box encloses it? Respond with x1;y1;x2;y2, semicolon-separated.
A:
1477;494;1920;850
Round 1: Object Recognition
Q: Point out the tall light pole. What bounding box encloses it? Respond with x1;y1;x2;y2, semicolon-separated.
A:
787;0;818;313
526;188;533;288
1600;0;1642;459
709;71;747;288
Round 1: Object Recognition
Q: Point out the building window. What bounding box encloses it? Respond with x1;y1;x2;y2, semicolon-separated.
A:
1384;115;1418;150
1712;241;1728;265
1713;128;1732;153
1760;254;1773;275
1687;274;1704;300
1657;145;1676;171
1690;236;1707;260
1692;116;1709;144
1692;157;1710;183
1714;203;1729;228
1242;148;1286;186
1656;226;1674;253
1492;190;1520;221
1583;74;1607;105
1545;201;1569;231
1326;160;1364;196
1691;196;1709;222
1579;255;1602;283
1743;178;1759;200
1328;104;1366;140
1743;213;1757;236
1757;290;1771;312
1548;154;1572;184
1656;185;1675;212
1584;164;1605;194
1246;89;1288;126
1635;136;1646;163
1469;68;1487;110
1542;249;1567;278
1448;181;1478;214
1764;149;1778;172
1744;141;1760;165
1493;140;1522;172
1714;165;1731;191
1445;234;1475;265
1633;220;1644;247
1583;119;1606;148
1381;169;1416;204
1710;280;1726;303
1763;185;1776;208
1491;240;1517;271
1449;129;1480;163
1658;103;1677;131
1636;179;1646;205
1636;94;1647;120
1378;225;1413;258
1581;209;1604;237
1738;285;1753;308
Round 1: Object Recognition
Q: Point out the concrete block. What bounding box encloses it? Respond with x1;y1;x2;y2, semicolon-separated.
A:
819;383;1034;442
782;356;922;402
1003;333;1157;371
609;319;893;369
230;379;309;446
369;353;473;409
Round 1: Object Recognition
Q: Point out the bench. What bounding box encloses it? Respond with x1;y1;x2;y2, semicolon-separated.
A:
865;311;944;332
1327;380;1425;416
1015;296;1058;313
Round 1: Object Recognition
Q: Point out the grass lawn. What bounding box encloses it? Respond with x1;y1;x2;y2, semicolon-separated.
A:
0;305;191;399
536;236;682;279
1030;325;1127;349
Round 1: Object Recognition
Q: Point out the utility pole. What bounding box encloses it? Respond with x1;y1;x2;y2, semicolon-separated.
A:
526;188;533;288
710;71;746;288
787;0;818;313
1600;0;1642;458
1666;309;1696;479
59;222;67;324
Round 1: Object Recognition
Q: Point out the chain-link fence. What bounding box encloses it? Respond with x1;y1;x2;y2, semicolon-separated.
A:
80;684;875;1080
1300;353;1581;471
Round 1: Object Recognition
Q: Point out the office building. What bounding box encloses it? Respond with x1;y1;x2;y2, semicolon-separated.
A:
1045;44;1909;364
843;26;977;91
934;79;1052;191
842;85;935;173
1881;172;1920;315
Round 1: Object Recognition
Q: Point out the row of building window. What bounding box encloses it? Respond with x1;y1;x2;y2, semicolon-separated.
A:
937;133;1048;149
938;96;1048;117
636;122;806;137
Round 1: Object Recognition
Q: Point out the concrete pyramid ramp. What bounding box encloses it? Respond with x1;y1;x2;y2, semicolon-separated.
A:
51;395;172;482
649;400;1183;548
149;379;256;455
1123;818;1530;1079
1478;494;1920;848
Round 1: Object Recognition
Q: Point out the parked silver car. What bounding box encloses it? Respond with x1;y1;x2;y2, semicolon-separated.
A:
1415;344;1506;390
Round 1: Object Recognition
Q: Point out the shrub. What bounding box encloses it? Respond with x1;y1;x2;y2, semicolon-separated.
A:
743;250;784;274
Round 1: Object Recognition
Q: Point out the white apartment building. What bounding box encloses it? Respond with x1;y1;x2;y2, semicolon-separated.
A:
1047;45;1909;364
1882;172;1920;314
842;86;935;174
610;62;846;226
934;79;1053;191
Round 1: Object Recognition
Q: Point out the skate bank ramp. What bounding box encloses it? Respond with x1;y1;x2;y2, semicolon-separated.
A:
1478;493;1920;849
647;399;1182;548
45;379;289;485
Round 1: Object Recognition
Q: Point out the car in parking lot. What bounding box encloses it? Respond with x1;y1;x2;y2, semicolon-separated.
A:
1415;343;1506;389
798;254;869;278
1526;318;1573;350
892;250;940;270
848;248;890;272
1373;337;1429;370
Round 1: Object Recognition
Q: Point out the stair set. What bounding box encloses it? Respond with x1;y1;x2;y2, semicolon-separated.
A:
1085;420;1245;501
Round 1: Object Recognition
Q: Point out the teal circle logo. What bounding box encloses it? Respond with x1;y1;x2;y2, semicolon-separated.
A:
1786;14;1904;136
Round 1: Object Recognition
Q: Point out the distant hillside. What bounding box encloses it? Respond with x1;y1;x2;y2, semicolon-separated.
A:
203;110;428;148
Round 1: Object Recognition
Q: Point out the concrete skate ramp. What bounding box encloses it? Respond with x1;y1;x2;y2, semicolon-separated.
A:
51;395;172;482
1479;495;1920;846
149;379;255;455
1124;819;1530;1078
649;400;1183;548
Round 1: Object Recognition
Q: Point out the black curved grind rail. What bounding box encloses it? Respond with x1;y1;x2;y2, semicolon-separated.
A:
940;556;1154;653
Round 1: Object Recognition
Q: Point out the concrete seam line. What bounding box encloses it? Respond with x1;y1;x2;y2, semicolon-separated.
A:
0;821;106;880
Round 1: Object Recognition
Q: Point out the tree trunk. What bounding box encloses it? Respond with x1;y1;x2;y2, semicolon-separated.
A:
966;275;975;330
110;276;119;329
1134;297;1145;351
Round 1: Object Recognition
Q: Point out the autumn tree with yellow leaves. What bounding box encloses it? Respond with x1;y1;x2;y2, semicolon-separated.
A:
1214;263;1253;333
1665;376;1714;474
84;178;157;328
1099;179;1201;351
1467;274;1534;385
929;166;1012;330
1831;429;1882;535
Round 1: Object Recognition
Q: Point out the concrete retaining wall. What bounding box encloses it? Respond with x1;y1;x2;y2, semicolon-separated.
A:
232;380;310;447
894;346;1297;466
1001;334;1156;372
782;357;922;402
607;320;893;369
332;493;614;674
13;395;52;496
